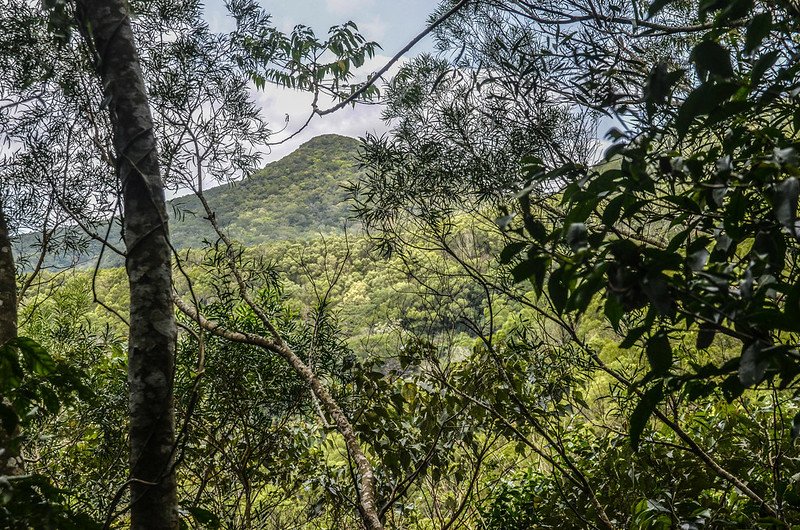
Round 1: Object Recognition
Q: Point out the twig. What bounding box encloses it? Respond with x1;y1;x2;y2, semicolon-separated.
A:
314;0;472;116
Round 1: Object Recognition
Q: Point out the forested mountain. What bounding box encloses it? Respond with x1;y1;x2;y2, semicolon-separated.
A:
169;134;361;246
17;134;361;268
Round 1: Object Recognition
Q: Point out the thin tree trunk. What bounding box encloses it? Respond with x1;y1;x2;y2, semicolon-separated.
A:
76;3;178;529
173;297;384;530
0;200;22;477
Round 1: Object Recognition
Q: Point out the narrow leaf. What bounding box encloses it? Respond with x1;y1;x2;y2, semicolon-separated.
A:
630;385;663;450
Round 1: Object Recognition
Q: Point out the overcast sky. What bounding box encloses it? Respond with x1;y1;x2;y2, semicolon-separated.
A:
204;0;438;164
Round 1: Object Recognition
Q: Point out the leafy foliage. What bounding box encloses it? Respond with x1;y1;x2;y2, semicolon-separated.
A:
504;0;800;439
171;135;363;246
7;0;800;527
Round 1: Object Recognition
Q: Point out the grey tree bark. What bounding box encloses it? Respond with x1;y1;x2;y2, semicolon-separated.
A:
0;200;22;477
75;2;178;529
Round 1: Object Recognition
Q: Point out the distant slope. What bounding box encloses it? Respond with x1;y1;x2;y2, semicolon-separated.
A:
170;133;363;248
18;134;363;268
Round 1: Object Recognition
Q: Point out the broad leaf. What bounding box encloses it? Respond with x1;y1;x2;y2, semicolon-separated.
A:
646;333;673;375
739;341;769;387
691;40;734;79
745;12;772;54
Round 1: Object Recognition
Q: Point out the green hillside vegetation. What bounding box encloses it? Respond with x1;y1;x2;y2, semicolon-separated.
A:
170;134;363;246
15;127;800;528
69;229;492;355
16;134;362;269
22;209;797;528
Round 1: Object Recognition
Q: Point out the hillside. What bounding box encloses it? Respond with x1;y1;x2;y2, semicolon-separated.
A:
18;134;363;268
169;133;363;247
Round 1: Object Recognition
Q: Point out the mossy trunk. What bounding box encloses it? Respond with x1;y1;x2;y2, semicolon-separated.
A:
76;2;178;528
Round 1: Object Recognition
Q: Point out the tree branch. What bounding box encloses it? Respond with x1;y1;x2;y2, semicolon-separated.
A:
314;0;472;116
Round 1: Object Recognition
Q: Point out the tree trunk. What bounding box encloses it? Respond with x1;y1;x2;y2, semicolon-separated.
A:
0;200;22;477
76;3;178;529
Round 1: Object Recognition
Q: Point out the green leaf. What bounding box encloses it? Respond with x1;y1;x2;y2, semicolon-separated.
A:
721;374;746;401
585;168;623;196
0;402;18;433
641;274;672;315
567;267;605;314
548;268;568;314
521;155;545;174
523;217;548;242
739;341;769;387
754;228;786;272
775;177;799;235
0;343;23;388
745;12;772;55
401;382;416;402
187;506;221;528
791;412;800;440
564;193;596;224
752;50;779;87
565;223;588;251
676;82;738;137
604;295;625;332
646;333;673;375
684;380;716;401
716;0;754;22
511;254;549;296
691;41;734;80
511;260;533;283
663;194;701;214
665;227;691;254
696;325;716;349
500;242;527;264
630;385;663;450
609;239;640;264
647;0;674;18
620;326;648;349
697;0;728;18
40;386;61;415
645;62;670;106
602;194;626;227
14;337;55;376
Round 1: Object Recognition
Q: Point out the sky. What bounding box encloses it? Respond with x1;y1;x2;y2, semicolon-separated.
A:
204;0;438;164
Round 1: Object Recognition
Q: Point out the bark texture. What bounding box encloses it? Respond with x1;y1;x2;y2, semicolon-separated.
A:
76;3;178;528
0;201;22;477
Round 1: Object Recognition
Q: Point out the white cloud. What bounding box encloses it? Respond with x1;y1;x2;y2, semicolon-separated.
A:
274;15;298;34
204;8;235;33
254;86;387;164
359;15;387;42
325;0;375;15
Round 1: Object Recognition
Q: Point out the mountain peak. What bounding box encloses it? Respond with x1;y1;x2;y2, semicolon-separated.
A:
169;133;364;246
18;134;365;269
251;134;360;178
298;133;359;150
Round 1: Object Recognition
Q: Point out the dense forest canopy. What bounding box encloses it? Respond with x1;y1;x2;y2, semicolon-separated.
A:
1;0;799;528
